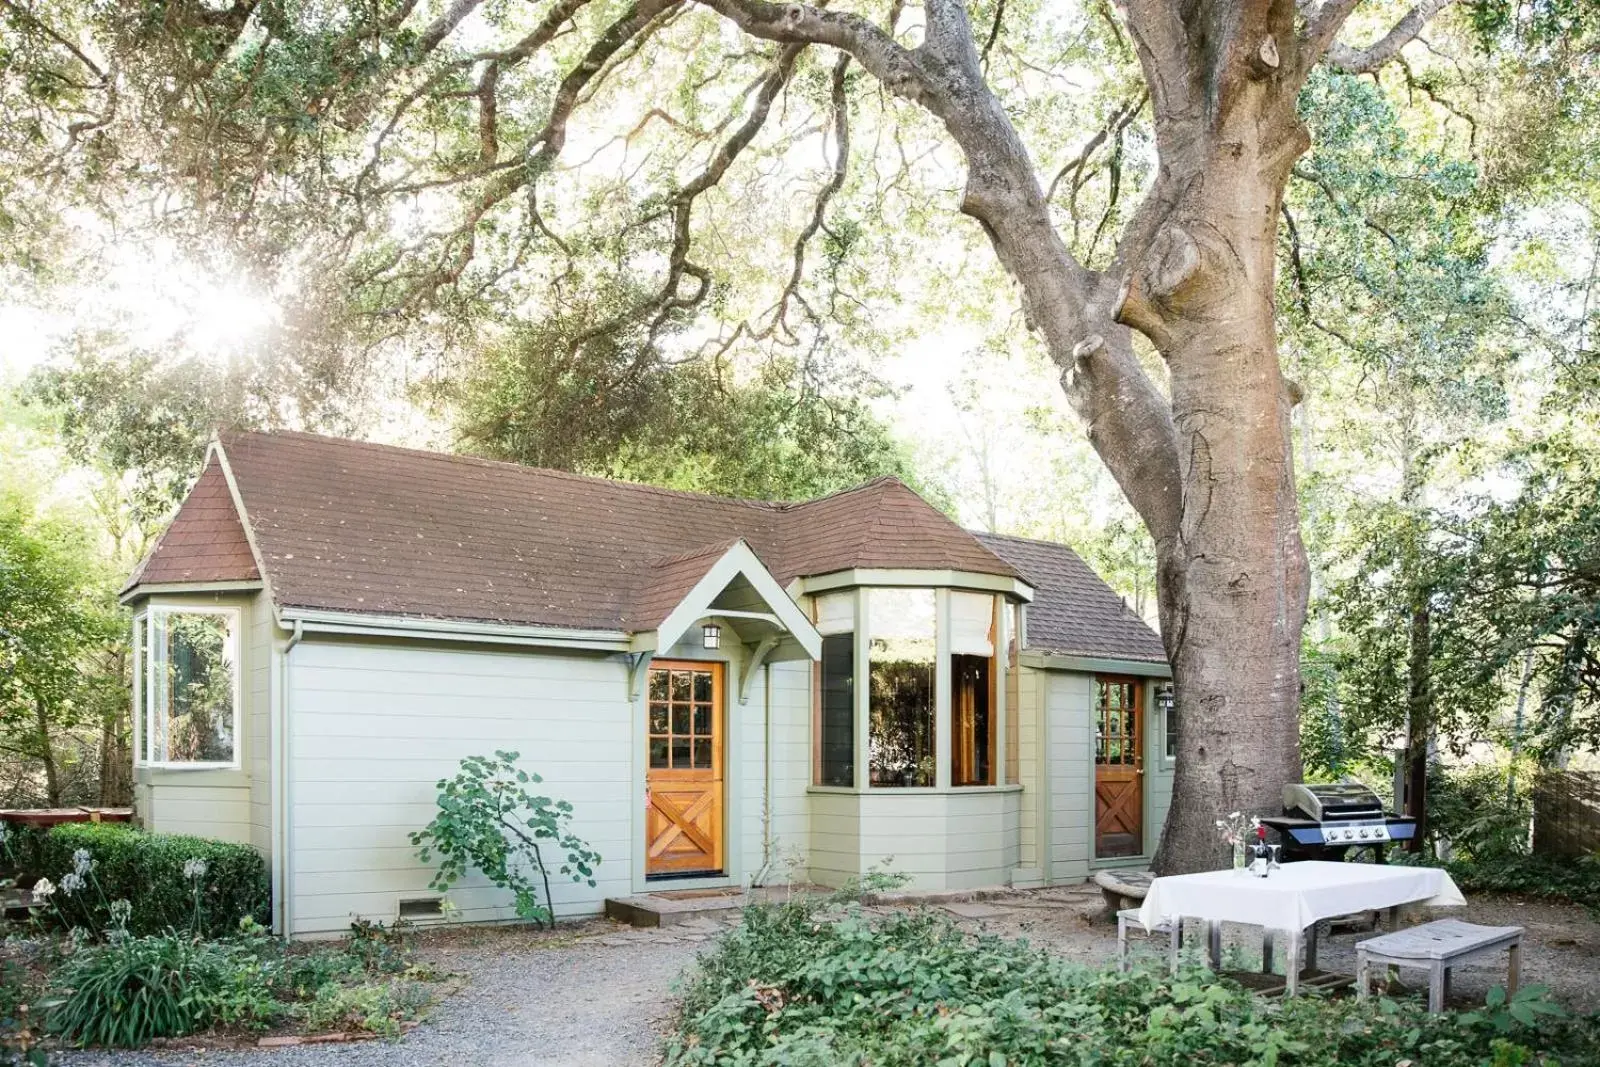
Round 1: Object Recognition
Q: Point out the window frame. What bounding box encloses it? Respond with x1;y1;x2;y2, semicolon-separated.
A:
1159;681;1177;764
866;587;938;789
136;604;244;771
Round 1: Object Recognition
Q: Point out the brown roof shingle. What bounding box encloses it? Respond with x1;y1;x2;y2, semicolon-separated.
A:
187;431;1018;632
974;532;1167;663
122;459;259;590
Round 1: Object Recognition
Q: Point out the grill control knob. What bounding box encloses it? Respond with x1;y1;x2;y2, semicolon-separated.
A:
1358;829;1370;839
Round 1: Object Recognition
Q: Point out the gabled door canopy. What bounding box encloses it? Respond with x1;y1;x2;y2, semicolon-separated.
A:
626;539;822;701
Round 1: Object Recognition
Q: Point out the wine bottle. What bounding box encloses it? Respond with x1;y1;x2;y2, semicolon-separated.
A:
1250;823;1271;877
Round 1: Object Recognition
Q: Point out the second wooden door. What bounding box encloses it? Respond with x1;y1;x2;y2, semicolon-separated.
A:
645;661;724;877
1094;677;1144;858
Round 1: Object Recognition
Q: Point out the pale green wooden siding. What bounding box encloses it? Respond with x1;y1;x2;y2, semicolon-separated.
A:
807;790;1023;891
247;595;274;855
285;638;635;935
1033;668;1174;880
1044;670;1094;883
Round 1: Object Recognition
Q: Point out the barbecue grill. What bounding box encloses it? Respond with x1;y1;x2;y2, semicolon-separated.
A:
1259;782;1418;862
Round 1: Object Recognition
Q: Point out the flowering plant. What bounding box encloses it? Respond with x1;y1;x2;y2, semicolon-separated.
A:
1213;811;1260;848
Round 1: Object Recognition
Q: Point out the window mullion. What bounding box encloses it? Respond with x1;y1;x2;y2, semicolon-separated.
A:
934;589;951;791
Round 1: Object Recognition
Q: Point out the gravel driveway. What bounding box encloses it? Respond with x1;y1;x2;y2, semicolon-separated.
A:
56;886;1600;1066
58;921;712;1067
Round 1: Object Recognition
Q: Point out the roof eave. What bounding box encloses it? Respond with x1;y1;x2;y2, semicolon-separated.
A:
791;568;1035;602
120;580;266;605
1018;650;1171;677
275;606;632;652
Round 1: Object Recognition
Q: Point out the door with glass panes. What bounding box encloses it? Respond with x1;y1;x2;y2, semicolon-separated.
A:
1093;676;1144;858
644;661;724;877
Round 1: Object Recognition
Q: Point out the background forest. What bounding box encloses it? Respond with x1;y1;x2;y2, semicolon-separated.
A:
0;0;1596;873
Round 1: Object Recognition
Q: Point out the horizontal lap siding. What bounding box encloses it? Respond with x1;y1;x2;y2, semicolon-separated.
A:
808;792;860;885
1046;672;1093;883
146;784;253;843
769;661;812;878
287;638;632;936
813;791;1020;891
248;596;274;857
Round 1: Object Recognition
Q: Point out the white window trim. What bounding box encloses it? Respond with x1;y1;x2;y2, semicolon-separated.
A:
136;605;243;771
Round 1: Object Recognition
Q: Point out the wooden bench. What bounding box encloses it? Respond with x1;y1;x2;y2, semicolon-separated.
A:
1356;918;1523;1013
1093;869;1155;916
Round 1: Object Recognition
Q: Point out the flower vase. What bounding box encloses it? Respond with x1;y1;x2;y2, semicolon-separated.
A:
1232;843;1247;869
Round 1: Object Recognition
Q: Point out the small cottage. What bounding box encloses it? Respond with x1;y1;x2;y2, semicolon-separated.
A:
122;431;1171;936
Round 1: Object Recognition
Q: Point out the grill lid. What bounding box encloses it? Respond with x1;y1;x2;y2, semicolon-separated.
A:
1283;782;1385;822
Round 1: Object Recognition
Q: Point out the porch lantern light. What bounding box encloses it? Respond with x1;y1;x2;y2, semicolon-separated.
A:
702;624;721;650
1156;683;1175;717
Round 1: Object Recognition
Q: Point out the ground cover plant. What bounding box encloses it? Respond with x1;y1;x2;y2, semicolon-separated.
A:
34;918;443;1049
666;894;1600;1066
2;830;443;1051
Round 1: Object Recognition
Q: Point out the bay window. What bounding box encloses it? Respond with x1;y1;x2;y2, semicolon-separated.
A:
137;607;241;767
950;592;996;787
867;588;936;787
813;585;1014;791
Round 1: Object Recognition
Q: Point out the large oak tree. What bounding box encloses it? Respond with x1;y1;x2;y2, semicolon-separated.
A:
2;0;1474;869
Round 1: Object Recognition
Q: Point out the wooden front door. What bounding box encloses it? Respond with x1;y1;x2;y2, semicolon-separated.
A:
1094;677;1144;858
645;661;724;877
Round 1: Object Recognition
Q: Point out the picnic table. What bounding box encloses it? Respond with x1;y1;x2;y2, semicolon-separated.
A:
1137;860;1466;995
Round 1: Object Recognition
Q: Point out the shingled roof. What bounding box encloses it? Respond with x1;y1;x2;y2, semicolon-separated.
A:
128;431;1018;633
975;532;1166;663
122;460;259;589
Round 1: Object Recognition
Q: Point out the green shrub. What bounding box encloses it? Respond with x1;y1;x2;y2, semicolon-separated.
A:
666;896;1600;1066
1447;852;1600;913
301;979;433;1039
33;823;268;938
44;934;260;1048
411;751;600;929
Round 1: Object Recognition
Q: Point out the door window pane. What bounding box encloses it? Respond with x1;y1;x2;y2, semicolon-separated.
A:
647;665;716;773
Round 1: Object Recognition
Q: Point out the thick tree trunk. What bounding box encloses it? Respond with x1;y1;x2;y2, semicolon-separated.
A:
1133;85;1311;872
34;696;62;807
1401;600;1432;851
717;0;1424;876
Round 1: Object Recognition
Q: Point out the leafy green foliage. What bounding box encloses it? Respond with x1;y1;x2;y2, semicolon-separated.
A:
43;918;439;1049
0;955;47;1067
666;897;1600;1066
300;979;433;1040
453;297;926;503
33;823;268;939
1460;984;1568;1033
45;933;251;1048
0;489;124;807
410;751;600;930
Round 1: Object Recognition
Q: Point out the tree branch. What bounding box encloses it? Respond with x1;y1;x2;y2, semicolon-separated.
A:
1323;0;1457;75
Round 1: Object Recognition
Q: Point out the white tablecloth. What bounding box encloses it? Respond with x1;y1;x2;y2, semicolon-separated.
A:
1137;861;1466;934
